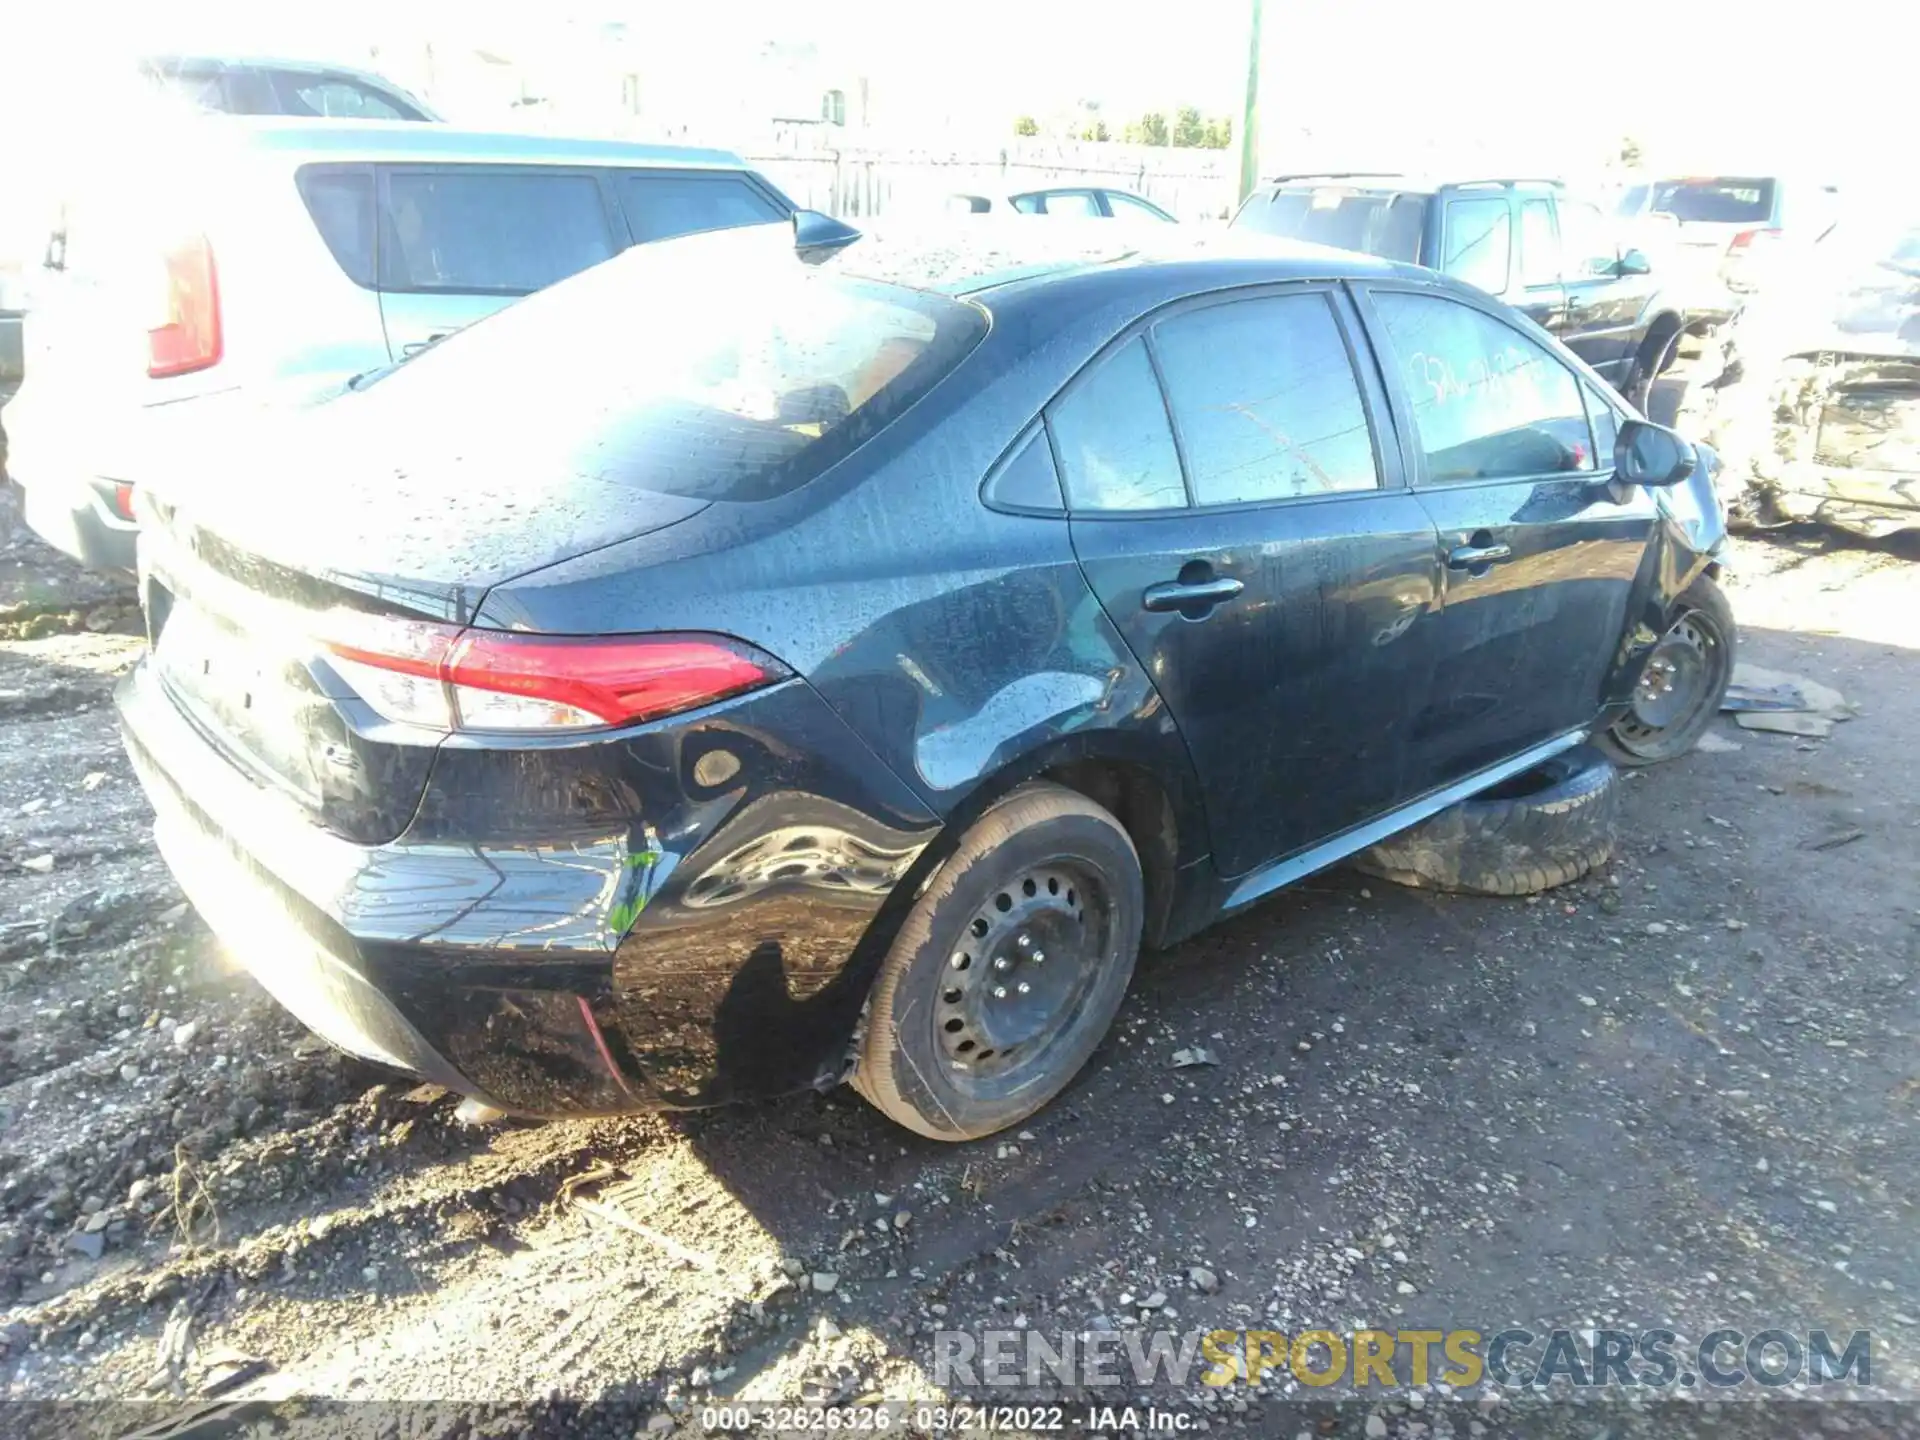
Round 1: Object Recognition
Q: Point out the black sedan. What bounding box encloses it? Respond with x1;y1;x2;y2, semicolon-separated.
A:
116;222;1732;1139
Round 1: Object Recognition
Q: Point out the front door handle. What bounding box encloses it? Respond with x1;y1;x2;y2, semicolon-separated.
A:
1447;543;1512;570
1142;576;1244;614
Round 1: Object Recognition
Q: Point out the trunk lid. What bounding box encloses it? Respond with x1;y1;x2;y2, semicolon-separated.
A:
138;392;710;845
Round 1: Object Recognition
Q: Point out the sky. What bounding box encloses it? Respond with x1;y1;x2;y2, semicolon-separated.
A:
0;0;1906;184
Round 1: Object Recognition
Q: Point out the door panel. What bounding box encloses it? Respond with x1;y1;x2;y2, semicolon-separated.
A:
1072;500;1442;873
1362;286;1657;785
1557;197;1659;383
1051;290;1443;876
1410;477;1656;782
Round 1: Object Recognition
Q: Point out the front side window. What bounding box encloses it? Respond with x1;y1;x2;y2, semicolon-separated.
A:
1106;192;1171;222
619;172;786;245
1049;337;1186;511
1442;198;1512;295
1583;383;1621;467
1558;199;1621;279
278;75;409;120
381;170;617;293
1152;294;1378;504
1372;290;1596;482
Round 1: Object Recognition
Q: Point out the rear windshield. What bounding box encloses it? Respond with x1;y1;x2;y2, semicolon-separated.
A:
345;227;987;503
1647;178;1776;224
1231;188;1426;262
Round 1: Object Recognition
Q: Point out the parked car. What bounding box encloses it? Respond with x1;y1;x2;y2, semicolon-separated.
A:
1230;174;1697;408
1714;217;1920;536
140;54;438;121
1613;174;1840;297
113;222;1732;1139
8;118;815;573
948;188;1176;221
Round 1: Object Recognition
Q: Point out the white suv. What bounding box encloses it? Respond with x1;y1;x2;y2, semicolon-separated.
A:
8;117;803;572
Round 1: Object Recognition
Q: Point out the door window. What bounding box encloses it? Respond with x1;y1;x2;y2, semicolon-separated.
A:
1372;291;1597;482
1151;294;1379;504
275;74;409;119
380;170;617;294
1105;192;1171;222
1442;198;1512;294
618;172;786;245
1518;199;1561;287
1048;338;1186;511
1558;199;1621;278
1036;191;1101;217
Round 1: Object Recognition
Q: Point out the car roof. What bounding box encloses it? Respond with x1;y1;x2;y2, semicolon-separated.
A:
825;221;1423;297
201;116;751;171
1256;173;1564;196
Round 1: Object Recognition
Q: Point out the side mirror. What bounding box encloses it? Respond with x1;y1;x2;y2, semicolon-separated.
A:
1614;418;1696;487
1615;247;1652;277
793;209;862;264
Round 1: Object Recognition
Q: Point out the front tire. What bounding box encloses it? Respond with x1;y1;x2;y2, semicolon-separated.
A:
853;784;1142;1141
1595;576;1737;765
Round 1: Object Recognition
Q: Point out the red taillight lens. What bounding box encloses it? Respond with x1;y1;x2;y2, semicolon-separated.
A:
1726;226;1782;252
318;614;786;733
112;484;135;520
148;236;223;379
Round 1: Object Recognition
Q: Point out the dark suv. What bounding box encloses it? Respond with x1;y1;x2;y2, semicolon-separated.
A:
1232;174;1689;407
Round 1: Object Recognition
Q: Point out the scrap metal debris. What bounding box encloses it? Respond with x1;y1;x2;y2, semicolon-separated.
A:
1171;1046;1220;1068
1801;828;1867;852
1724;663;1855;737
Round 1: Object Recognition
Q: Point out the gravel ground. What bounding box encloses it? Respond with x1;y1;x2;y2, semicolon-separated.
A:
0;464;1915;1435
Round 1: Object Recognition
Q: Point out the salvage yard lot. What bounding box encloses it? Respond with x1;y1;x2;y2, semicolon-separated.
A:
0;482;1915;1422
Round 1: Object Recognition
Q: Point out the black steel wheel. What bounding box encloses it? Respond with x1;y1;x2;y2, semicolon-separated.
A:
1596;576;1737;766
854;784;1141;1141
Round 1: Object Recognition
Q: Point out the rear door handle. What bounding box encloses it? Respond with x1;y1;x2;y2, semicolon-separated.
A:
1447;543;1512;570
1142;576;1245;613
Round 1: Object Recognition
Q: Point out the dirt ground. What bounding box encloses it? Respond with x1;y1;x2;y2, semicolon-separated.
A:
0;448;1916;1433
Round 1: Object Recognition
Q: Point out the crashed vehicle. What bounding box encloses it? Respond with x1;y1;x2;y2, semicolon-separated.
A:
115;224;1732;1140
1715;220;1920;535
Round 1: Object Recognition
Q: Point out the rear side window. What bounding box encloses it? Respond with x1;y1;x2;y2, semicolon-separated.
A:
1648;178;1775;224
1371;290;1595;483
1049;338;1186;511
1151;294;1378;504
298;167;376;288
381;170;616;293
1442;198;1511;294
1232;189;1425;262
618;172;786;245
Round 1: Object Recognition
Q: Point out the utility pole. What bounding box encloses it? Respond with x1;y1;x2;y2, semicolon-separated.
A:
1237;0;1263;204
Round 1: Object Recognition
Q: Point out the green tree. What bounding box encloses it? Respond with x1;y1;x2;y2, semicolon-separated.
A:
1014;115;1040;137
1202;115;1232;149
1079;118;1112;142
1172;105;1206;148
1618;134;1643;168
1126;111;1170;146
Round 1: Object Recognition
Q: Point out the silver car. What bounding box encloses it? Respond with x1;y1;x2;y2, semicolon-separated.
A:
9;117;804;572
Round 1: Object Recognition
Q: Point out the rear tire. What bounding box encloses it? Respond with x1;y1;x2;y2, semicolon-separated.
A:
1354;746;1618;896
1594;576;1736;766
853;784;1142;1141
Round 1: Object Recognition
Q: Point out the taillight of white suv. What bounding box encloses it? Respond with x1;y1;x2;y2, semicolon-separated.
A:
148;236;222;378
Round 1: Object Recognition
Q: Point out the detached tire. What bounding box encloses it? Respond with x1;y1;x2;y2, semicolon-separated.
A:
854;783;1142;1141
1354;746;1618;897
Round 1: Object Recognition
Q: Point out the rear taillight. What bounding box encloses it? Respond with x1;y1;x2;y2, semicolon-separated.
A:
317;613;787;734
148;236;222;379
1726;226;1782;252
